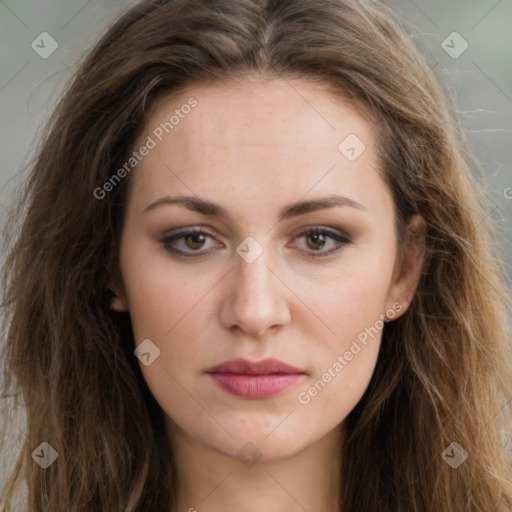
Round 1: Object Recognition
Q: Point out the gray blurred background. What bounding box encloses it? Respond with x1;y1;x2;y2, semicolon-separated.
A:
1;0;511;499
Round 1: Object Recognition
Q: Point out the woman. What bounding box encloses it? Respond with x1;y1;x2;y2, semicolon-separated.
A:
1;0;511;510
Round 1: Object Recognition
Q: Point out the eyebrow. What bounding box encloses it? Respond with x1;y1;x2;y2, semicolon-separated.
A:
142;194;368;220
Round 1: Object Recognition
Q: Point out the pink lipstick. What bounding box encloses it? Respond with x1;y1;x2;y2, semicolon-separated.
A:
205;357;305;399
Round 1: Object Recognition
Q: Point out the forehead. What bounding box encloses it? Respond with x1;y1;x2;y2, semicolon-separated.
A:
126;75;391;220
145;75;372;151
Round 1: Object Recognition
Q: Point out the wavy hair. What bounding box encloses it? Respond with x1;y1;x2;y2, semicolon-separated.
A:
1;0;511;510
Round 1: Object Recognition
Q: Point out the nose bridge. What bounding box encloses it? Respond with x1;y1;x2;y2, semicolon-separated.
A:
234;233;274;294
236;253;271;299
220;243;290;336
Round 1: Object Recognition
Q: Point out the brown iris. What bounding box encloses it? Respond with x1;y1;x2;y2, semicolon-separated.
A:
185;233;207;250
305;232;327;250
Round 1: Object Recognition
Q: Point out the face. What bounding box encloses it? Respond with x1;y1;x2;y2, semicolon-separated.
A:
111;74;424;462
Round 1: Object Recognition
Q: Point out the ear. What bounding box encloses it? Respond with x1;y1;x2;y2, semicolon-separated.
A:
386;214;426;319
108;277;129;312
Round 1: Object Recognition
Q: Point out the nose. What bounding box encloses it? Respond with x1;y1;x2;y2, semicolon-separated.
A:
219;248;291;337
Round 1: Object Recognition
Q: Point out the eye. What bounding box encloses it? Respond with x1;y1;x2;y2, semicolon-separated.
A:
160;228;220;257
160;226;351;259
290;227;351;258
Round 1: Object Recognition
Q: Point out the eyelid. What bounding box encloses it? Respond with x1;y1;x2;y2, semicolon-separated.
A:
291;225;350;239
161;225;217;239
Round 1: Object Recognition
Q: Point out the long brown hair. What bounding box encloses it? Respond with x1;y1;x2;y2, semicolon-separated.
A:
2;0;511;510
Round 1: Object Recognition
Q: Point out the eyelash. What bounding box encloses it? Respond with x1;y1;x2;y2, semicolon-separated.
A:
160;226;351;259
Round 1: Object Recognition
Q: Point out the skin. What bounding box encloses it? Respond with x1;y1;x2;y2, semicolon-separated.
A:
110;73;425;512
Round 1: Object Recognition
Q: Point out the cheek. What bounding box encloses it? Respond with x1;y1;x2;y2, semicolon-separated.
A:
123;264;212;407
120;243;208;342
305;254;393;346
295;251;393;404
309;279;385;381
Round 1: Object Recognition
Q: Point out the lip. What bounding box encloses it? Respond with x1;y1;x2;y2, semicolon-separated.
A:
206;357;304;375
205;358;305;399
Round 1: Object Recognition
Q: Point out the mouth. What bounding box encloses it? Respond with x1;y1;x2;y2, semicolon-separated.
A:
205;358;306;399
